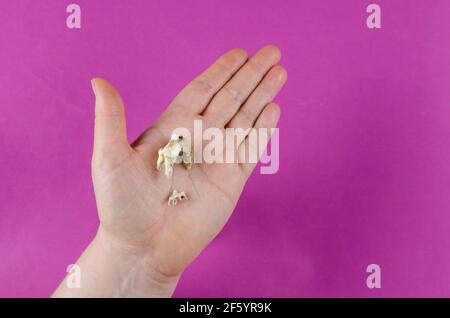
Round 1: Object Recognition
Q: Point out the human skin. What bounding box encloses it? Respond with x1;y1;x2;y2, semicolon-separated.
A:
53;45;287;297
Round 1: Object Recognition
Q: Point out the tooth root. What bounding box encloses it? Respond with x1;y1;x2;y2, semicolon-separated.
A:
156;149;164;171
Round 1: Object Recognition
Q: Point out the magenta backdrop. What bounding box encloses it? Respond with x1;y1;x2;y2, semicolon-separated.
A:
1;0;450;297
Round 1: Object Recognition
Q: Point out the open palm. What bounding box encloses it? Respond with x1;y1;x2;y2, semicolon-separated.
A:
91;45;287;277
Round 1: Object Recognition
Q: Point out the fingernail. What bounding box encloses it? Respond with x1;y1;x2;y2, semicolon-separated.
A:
91;79;97;95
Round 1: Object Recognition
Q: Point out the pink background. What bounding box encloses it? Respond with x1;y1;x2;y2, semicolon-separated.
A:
1;0;450;297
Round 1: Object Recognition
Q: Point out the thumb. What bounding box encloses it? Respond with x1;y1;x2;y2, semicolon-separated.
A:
91;78;129;162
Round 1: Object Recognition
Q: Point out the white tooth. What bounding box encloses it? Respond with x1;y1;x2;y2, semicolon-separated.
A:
168;190;188;206
156;134;192;177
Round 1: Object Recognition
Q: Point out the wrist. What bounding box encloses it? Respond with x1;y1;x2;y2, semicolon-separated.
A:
54;226;180;297
92;226;180;297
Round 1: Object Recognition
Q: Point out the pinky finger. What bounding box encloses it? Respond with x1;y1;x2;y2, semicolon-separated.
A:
237;103;280;178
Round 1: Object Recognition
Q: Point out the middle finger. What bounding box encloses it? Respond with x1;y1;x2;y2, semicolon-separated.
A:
202;45;281;128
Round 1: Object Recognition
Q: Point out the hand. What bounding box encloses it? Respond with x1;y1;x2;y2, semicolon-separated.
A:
55;45;287;297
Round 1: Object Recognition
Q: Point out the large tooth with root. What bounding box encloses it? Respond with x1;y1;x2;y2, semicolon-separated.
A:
156;133;192;177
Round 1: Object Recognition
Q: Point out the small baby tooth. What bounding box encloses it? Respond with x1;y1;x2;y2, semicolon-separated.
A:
168;190;188;206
